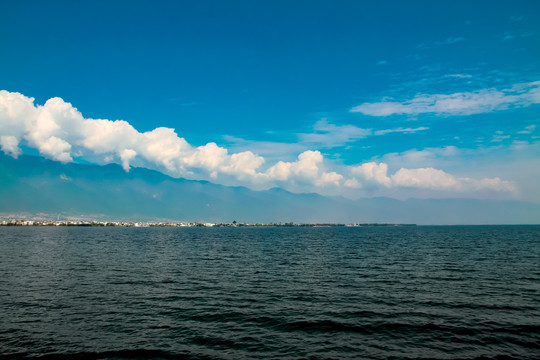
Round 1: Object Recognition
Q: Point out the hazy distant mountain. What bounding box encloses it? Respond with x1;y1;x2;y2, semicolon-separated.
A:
1;154;539;224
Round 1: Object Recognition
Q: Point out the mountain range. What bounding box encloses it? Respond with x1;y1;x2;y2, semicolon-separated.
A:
1;154;538;224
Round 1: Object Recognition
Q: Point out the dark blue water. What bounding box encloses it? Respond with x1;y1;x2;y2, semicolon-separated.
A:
0;226;539;359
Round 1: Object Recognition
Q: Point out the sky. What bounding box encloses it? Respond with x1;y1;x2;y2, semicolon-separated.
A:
1;0;539;201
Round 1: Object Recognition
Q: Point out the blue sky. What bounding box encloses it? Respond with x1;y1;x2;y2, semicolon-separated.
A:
1;0;539;201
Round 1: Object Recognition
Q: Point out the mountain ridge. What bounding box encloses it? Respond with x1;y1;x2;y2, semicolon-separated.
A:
1;154;539;224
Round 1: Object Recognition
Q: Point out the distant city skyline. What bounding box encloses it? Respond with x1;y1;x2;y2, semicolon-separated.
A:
1;1;539;203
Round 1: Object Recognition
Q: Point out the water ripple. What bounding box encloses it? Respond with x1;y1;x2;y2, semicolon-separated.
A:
0;226;539;359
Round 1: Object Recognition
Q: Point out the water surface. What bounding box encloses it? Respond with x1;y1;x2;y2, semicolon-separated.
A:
0;226;539;359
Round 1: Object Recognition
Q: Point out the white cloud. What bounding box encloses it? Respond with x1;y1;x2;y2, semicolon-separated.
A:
265;150;342;187
344;178;361;188
39;136;73;163
221;151;265;179
374;127;429;136
382;146;460;170
517;124;536;134
0;90;265;181
390;167;515;192
184;142;228;178
140;127;191;173
316;171;343;187
350;162;391;187
227;121;428;155
265;161;291;181
0;91;34;139
25;97;80;162
511;140;530;150
491;134;511;142
344;163;514;193
435;37;464;46
417;37;465;50
473;177;516;192
0;135;21;158
293;150;324;180
391;167;460;189
444;74;472;79
222;135;306;166
119;149;137;171
0;90;519;198
351;81;540;116
81;118;139;154
299;119;371;148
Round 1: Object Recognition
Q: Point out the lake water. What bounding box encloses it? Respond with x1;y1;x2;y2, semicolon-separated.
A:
0;226;539;359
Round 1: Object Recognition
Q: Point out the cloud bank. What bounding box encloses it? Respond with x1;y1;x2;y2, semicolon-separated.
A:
0;90;515;197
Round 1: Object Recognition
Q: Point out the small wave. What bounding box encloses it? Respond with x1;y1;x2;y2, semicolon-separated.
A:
0;349;215;360
259;318;540;338
187;335;272;352
387;355;526;360
421;300;537;311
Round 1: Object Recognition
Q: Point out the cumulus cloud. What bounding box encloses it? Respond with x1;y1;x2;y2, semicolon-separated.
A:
350;162;392;187
351;81;540;116
391;167;460;189
316;171;343;187
0;135;21;158
345;163;515;193
119;149;137;172
0;90;517;197
222;151;265;178
0;90;266;181
392;167;515;192
265;150;342;187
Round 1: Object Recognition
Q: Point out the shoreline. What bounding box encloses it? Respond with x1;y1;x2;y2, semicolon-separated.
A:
0;220;416;228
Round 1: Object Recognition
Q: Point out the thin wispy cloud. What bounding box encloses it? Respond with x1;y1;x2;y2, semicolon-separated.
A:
298;120;371;148
517;125;536;134
222;135;305;159
491;134;511;142
229;122;428;152
350;81;540;116
502;31;536;41
444;74;472;79
374;127;429;136
435;36;464;46
417;37;465;50
178;101;202;107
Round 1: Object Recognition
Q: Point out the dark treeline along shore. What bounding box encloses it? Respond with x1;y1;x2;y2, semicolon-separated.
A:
0;225;539;359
